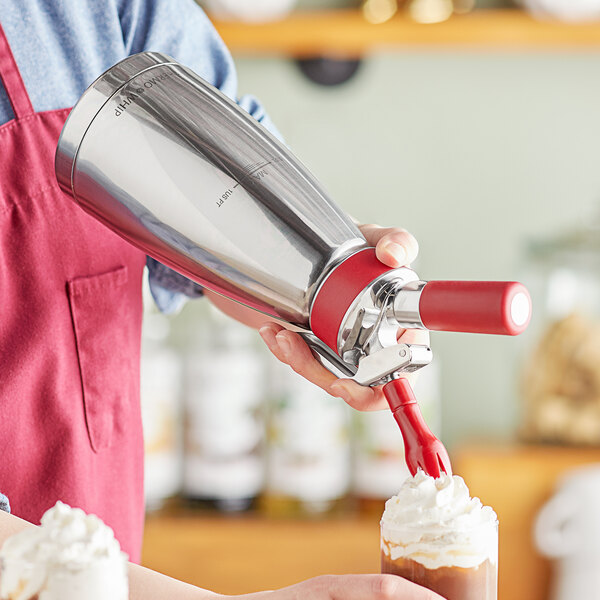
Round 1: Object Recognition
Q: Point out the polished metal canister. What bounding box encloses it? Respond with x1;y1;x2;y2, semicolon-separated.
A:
56;52;367;330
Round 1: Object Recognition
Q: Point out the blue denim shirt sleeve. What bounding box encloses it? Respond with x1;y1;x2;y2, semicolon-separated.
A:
0;492;10;513
119;0;282;313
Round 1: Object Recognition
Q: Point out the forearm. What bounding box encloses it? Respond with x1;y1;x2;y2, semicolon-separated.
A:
0;511;217;600
0;508;32;540
129;562;218;600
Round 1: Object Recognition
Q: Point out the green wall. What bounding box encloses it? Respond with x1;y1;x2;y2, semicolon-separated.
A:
233;51;600;446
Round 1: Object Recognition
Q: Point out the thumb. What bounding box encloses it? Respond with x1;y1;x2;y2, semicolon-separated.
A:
359;225;419;268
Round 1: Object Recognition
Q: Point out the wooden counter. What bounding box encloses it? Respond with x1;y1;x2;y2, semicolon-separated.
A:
142;512;380;595
142;444;600;598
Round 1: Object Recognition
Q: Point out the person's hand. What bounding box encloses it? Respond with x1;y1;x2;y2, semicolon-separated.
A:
258;224;430;411
221;574;443;600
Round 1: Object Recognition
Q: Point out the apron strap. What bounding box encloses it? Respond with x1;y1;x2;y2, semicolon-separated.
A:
0;23;35;119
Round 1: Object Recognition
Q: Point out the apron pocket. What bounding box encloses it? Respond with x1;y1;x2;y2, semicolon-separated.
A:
68;265;129;452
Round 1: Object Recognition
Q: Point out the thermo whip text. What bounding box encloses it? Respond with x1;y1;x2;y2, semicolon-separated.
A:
114;71;172;117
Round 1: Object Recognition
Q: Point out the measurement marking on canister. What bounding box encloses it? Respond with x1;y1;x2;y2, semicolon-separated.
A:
251;161;272;174
243;160;271;175
216;160;274;208
243;161;272;179
216;188;234;208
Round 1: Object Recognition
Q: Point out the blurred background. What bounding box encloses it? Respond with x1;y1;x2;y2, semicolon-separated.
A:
140;2;600;599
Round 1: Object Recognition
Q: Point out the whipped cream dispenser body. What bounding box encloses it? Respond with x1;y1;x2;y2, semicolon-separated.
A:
55;53;531;472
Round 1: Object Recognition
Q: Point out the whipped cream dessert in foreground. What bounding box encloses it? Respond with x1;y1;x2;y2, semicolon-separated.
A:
0;502;128;600
381;471;498;600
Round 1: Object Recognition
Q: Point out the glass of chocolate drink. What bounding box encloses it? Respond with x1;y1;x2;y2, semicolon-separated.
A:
380;471;498;600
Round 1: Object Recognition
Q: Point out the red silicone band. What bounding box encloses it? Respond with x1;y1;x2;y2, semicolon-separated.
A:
310;248;392;353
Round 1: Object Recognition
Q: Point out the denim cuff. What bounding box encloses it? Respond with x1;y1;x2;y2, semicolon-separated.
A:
146;257;204;314
0;493;10;514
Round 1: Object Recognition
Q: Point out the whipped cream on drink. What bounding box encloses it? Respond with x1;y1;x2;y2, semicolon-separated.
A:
0;502;128;600
381;471;498;570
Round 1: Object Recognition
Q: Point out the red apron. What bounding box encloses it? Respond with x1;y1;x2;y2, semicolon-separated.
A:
0;24;147;562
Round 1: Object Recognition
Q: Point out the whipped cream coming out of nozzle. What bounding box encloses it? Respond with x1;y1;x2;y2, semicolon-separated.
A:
381;471;498;570
0;501;128;600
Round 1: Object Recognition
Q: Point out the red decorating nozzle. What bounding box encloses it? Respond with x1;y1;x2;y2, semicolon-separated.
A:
383;378;452;478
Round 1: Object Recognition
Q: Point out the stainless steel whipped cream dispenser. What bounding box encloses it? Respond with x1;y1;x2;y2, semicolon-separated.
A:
55;53;532;388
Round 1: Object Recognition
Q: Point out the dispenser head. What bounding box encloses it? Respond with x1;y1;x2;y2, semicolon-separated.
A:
308;247;532;387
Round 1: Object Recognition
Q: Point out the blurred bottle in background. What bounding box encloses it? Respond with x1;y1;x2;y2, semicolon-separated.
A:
141;272;184;512
351;362;441;514
362;0;401;23
260;363;352;517
181;302;267;512
361;0;475;25
520;222;600;446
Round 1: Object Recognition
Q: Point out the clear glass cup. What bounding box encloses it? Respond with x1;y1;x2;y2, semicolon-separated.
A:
380;520;498;600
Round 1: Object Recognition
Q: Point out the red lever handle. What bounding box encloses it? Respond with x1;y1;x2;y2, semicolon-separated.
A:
419;281;531;336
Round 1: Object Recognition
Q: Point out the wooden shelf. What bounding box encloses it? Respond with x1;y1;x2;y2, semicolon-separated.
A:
142;513;380;595
211;9;600;57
